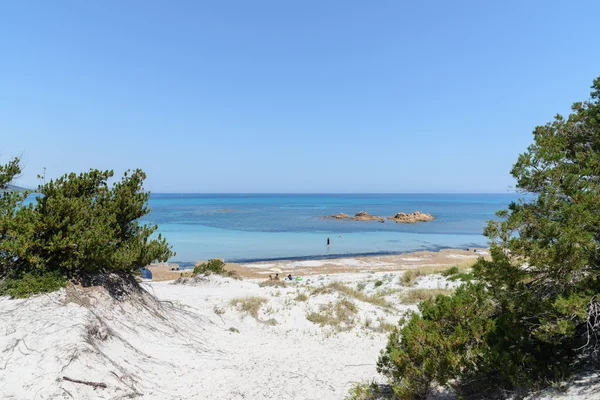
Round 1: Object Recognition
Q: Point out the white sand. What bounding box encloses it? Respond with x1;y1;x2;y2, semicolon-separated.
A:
1;271;433;399
3;268;595;400
243;258;394;270
0;268;457;400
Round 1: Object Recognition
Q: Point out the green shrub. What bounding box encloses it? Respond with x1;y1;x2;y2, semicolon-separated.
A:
0;271;67;298
448;272;474;282
0;165;173;297
378;284;496;398
374;280;383;287
399;288;453;304
193;259;225;275
375;77;600;398
345;380;382;400
440;266;459;276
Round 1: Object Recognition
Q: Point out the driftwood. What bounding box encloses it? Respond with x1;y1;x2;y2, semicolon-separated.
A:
62;376;107;389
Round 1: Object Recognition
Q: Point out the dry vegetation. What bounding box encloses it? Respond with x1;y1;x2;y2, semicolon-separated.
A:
306;298;359;330
311;282;390;308
229;296;268;319
295;291;309;302
399;288;453;304
258;280;287;288
399;263;474;286
399;269;424;286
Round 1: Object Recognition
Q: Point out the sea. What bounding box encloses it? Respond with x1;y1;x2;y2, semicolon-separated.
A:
142;193;521;264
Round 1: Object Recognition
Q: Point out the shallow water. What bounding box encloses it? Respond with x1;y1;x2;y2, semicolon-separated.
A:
143;193;520;263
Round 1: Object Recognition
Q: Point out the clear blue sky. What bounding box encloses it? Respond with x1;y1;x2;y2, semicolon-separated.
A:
1;1;598;193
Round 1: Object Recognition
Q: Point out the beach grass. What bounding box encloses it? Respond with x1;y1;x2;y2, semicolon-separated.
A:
399;270;423;286
311;282;390;308
258;280;287;288
306;298;358;330
230;296;268;319
295;292;309;302
399;262;474;286
374;287;401;298
400;288;453;304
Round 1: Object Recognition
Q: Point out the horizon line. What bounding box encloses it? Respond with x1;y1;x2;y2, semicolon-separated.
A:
148;191;519;195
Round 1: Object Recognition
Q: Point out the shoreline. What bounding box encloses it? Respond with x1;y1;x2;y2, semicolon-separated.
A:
148;247;489;281
167;244;484;266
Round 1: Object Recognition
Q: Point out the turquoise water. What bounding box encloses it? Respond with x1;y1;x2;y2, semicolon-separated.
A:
142;194;520;263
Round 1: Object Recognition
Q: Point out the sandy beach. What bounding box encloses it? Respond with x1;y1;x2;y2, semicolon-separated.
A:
2;248;598;399
0;248;480;400
148;247;490;281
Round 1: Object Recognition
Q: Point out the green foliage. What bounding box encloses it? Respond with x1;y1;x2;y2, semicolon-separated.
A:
378;284;496;398
0;157;27;279
0;165;173;297
374;280;383;287
377;77;600;398
399;288;454;304
192;259;225;275
440;266;459;276
447;272;474;282
0;270;67;298
345;380;382;400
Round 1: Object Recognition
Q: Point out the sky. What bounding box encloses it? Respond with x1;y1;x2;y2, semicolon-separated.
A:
1;1;599;193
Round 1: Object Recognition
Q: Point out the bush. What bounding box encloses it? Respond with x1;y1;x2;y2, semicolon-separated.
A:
192;259;225;275
0;270;67;298
399;288;453;304
0;166;173;297
345;380;385;400
440;266;459;276
447;272;474;282
378;284;496;398
375;77;600;398
400;270;422;286
374;280;383;287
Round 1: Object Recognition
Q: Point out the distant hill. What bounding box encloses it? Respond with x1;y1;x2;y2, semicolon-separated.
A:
0;184;30;193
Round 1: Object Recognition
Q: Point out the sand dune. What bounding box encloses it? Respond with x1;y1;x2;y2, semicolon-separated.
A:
2;264;596;399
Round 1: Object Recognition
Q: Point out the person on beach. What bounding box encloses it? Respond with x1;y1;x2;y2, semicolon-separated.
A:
268;274;273;280
274;273;280;281
287;274;293;280
327;237;330;246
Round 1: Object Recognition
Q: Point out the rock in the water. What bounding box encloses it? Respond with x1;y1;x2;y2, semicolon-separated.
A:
321;212;352;220
388;211;435;223
321;211;384;222
353;211;384;222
